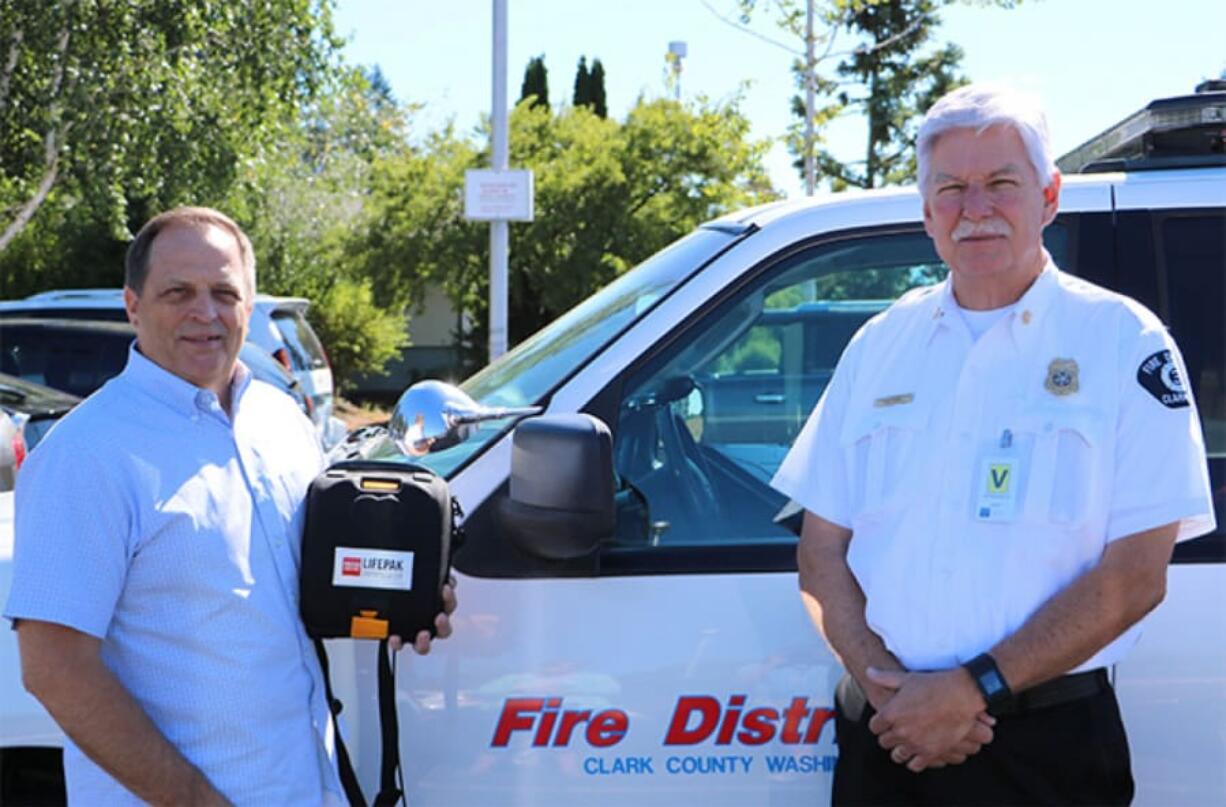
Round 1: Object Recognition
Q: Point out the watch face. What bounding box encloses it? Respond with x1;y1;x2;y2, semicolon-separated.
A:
982;669;1006;696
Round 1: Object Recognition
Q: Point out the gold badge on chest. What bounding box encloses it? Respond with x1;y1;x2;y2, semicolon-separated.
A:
1045;358;1079;396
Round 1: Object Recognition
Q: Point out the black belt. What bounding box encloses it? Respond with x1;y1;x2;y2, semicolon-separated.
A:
994;668;1110;717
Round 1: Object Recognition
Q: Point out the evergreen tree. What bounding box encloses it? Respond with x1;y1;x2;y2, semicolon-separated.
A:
811;0;964;189
519;55;549;109
589;59;608;118
573;56;591;108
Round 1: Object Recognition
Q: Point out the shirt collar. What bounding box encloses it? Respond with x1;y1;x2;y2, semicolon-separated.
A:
923;258;1060;348
120;342;252;420
1005;258;1060;351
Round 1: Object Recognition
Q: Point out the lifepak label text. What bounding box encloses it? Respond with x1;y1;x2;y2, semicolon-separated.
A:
331;547;414;590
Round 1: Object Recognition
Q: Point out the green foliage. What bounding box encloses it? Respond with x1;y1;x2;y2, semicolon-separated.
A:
574;56;607;118
808;0;967;189
352;95;778;371
572;56;590;109
0;0;340;272
589;60;608;119
519;55;549;110
230;63;416;383
810;264;946;298
309;277;408;391
0;0;414;386
713;325;781;374
735;0;1017;190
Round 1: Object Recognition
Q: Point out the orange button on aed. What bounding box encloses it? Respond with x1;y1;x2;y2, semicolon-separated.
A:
351;610;389;639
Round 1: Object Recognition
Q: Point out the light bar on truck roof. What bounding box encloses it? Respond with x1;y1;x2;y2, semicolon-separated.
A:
1057;84;1226;175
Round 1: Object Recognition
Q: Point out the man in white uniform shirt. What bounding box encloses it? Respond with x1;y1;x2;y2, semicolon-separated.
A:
6;207;456;805
772;84;1214;805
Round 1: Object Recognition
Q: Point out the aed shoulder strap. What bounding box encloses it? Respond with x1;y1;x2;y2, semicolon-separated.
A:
314;639;403;807
374;640;402;807
314;638;369;807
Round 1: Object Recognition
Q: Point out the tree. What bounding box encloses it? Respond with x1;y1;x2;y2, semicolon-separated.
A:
0;4;413;388
573;56;591;109
229;64;413;388
0;0;338;269
729;0;1016;191
519;55;549;110
352;95;779;370
573;56;607;117
588;59;608;118
809;0;966;189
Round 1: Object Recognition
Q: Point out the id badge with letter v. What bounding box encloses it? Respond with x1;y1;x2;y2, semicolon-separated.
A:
975;429;1020;523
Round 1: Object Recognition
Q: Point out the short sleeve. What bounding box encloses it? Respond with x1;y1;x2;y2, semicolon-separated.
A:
770;328;864;529
1107;322;1216;543
4;429;133;638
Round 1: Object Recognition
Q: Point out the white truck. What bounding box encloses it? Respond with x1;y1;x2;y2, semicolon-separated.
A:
3;85;1224;805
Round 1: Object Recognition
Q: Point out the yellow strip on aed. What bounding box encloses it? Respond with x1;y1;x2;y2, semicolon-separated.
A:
360;478;400;492
351;610;389;639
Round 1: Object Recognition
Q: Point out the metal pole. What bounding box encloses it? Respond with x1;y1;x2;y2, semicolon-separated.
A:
804;0;816;196
489;0;509;360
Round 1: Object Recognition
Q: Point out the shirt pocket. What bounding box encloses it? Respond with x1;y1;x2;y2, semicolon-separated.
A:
1014;407;1104;527
840;402;931;521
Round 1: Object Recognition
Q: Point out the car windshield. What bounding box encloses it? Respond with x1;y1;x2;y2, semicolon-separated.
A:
373;226;743;477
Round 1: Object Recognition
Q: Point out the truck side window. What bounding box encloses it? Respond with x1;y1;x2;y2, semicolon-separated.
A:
1162;214;1226;456
613;230;947;547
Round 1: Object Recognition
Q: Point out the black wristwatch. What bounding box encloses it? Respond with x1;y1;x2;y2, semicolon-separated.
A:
963;653;1013;714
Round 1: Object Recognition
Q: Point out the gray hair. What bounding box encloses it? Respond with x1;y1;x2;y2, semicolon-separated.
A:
916;83;1057;193
125;206;256;295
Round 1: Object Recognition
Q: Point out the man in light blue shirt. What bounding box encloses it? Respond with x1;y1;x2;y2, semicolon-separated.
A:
6;207;455;805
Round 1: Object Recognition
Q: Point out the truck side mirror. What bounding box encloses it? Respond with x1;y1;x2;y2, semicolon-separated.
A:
500;413;615;560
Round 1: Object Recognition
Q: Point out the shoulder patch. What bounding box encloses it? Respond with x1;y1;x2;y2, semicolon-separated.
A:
1137;350;1189;409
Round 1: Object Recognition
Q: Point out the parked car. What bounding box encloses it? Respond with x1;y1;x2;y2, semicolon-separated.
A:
0;318;314;426
0;289;336;433
0;374;79;453
315;85;1225;806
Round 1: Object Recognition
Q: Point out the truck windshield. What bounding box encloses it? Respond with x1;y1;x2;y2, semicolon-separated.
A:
378;226;743;477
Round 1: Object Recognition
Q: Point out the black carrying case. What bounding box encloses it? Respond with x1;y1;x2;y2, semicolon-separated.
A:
300;460;455;641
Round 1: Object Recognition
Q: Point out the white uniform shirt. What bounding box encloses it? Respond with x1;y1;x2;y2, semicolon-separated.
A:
5;347;344;806
773;261;1216;672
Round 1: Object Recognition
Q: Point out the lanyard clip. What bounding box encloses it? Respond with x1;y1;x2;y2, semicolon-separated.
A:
1000;429;1013;449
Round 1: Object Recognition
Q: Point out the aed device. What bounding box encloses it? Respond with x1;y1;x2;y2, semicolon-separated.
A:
299;460;461;807
300;461;456;641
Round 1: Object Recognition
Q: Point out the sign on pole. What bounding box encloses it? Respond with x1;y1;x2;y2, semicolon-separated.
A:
464;169;535;222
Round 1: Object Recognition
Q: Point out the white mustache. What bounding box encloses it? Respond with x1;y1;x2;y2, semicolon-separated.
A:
952;219;1012;241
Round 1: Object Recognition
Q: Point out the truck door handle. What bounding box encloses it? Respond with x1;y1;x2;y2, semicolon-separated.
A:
754;393;785;404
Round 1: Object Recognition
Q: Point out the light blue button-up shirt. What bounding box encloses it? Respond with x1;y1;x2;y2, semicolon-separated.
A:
5;346;344;805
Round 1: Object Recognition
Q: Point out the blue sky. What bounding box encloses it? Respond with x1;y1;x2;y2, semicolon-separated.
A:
333;0;1226;197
